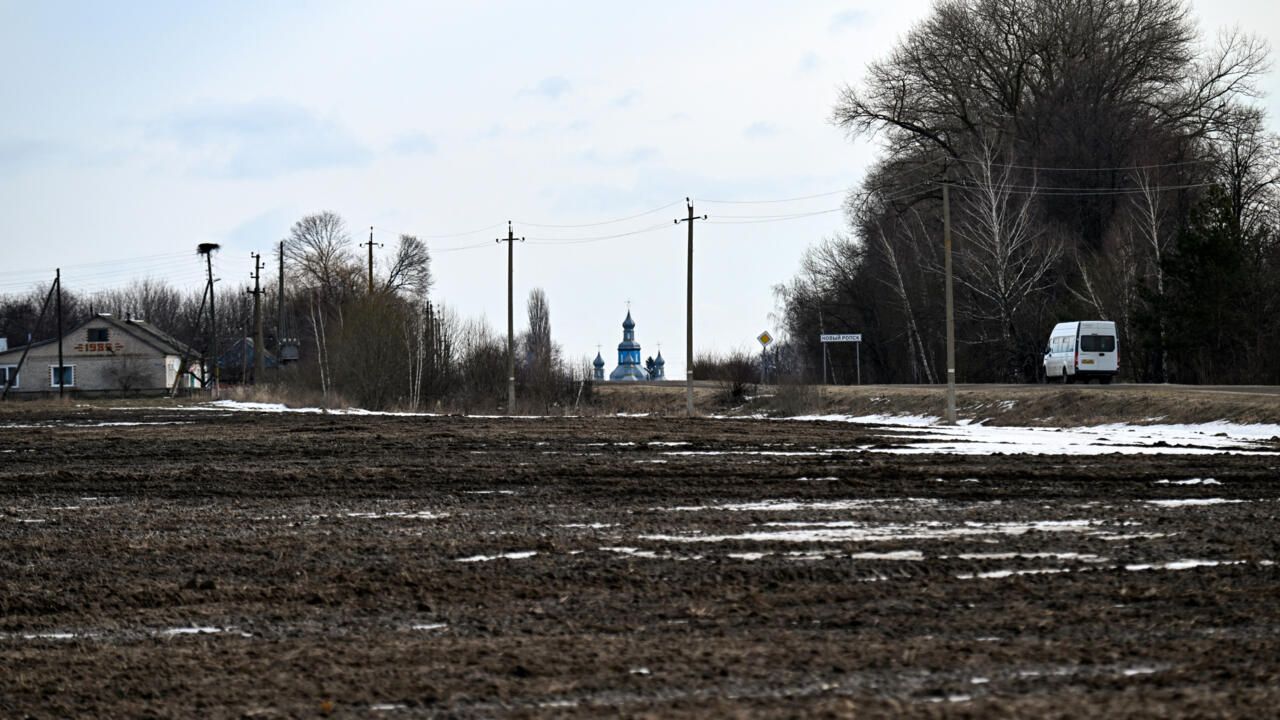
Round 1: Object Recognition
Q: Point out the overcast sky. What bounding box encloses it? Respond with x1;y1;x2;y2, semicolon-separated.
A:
2;1;1277;379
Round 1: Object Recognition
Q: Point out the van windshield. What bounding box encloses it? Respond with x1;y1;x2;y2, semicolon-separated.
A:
1080;335;1116;352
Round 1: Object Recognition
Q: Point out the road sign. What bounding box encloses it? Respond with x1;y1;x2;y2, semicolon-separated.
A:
757;331;773;347
820;333;862;343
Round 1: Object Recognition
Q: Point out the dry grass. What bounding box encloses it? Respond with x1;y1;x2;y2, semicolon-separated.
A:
5;381;1278;426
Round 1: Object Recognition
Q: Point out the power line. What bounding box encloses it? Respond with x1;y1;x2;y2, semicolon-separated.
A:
0;250;194;278
696;188;851;205
527;222;674;245
953;156;1212;172
513;200;681;228
938;180;1217;196
373;223;506;240
705;208;845;225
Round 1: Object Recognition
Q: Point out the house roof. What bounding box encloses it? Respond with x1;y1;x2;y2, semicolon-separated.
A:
0;314;192;360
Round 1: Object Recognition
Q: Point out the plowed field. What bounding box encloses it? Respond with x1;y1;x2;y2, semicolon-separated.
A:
2;405;1278;717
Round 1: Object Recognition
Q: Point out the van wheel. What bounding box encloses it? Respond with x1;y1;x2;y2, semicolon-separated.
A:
1064;370;1074;385
1101;376;1113;385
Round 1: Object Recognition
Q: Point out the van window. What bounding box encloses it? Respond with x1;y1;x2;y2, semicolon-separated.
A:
1080;335;1116;352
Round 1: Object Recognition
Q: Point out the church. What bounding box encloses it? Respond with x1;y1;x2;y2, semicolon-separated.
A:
593;310;665;382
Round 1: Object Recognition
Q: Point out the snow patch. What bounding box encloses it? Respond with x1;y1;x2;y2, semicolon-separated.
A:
1145;498;1244;507
455;551;538;562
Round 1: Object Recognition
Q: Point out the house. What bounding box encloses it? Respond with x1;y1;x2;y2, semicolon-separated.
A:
0;314;196;397
217;336;278;384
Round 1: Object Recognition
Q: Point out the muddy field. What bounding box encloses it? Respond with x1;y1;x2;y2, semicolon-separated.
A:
2;404;1279;717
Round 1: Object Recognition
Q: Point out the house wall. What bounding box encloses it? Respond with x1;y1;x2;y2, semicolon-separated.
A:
0;322;176;393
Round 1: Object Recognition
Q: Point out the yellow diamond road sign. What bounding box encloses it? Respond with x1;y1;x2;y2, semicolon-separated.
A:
757;331;773;347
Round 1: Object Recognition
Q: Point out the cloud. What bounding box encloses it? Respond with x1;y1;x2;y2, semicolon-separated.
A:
579;145;661;166
389;132;437;156
0;138;65;171
220;207;295;249
797;52;822;73
610;90;641;108
159;100;372;179
529;75;572;100
477;123;506;140
830;9;870;32
744;121;780;139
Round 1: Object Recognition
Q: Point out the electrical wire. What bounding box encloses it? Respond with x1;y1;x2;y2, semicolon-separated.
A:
695;188;852;205
434;241;500;254
373;223;506;241
513;200;682;228
527;222;674;245
952;156;1212;172
704;208;845;225
0;251;194;278
937;180;1217;195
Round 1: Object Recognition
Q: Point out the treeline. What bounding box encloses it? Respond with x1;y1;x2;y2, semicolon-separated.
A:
0;212;586;411
776;0;1280;385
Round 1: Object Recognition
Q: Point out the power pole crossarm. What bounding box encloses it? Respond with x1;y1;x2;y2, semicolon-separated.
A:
674;198;707;418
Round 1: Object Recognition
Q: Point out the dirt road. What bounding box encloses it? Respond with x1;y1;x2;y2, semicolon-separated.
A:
2;405;1278;717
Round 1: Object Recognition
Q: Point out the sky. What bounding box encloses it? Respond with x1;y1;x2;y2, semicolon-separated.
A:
2;1;1277;380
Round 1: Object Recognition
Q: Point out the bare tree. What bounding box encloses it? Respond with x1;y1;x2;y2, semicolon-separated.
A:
870;216;936;383
284;212;358;302
952;138;1062;379
522;288;559;406
383;235;433;298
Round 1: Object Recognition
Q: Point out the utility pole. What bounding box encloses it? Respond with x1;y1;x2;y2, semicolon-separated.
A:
198;243;221;395
2;279;56;401
277;240;285;355
496;221;524;413
55;269;64;397
247;252;266;384
360;226;382;294
943;183;957;425
675;198;706;417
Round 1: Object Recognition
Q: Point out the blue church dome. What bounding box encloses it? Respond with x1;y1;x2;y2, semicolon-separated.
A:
610;309;649;382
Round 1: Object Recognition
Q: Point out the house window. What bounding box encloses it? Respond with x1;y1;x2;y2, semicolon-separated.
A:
87;328;109;342
49;365;75;388
0;365;17;388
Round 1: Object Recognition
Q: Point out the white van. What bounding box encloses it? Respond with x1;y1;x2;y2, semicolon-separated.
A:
1043;321;1119;384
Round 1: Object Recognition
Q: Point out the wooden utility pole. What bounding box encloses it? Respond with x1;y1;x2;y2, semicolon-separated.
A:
674;198;706;417
276;240;285;355
360;226;382;294
943;183;957;425
247;252;266;384
55;268;64;397
198;243;221;394
496;222;524;413
2;279;56;401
